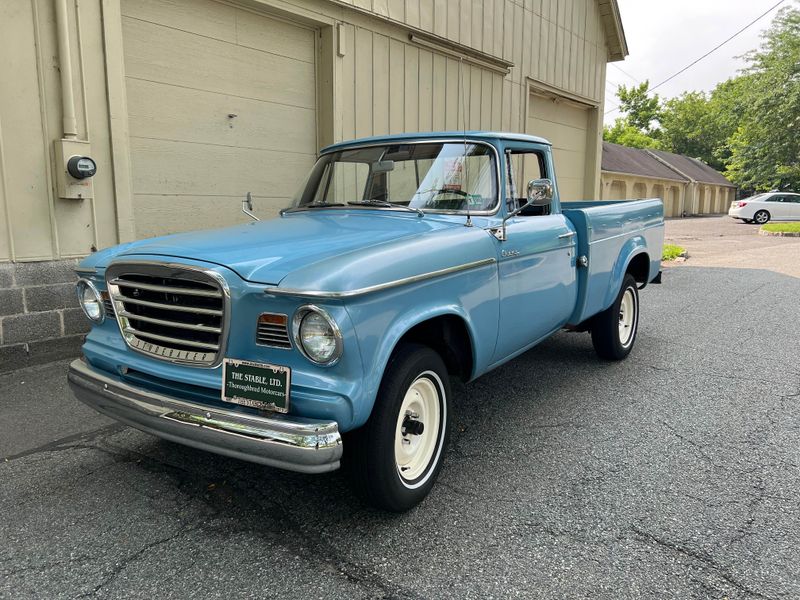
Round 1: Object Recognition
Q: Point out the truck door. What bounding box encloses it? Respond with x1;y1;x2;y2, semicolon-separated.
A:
491;146;578;362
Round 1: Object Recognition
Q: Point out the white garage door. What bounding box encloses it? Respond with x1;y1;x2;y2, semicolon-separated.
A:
528;93;590;202
122;0;318;237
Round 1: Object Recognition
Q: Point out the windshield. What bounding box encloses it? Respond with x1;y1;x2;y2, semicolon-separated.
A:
293;142;498;213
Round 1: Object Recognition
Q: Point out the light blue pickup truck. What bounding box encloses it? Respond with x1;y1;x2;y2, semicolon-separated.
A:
69;132;664;511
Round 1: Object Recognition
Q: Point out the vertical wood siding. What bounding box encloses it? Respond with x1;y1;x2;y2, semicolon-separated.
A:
1;0;611;260
0;0;55;262
330;0;607;143
121;0;320;236
0;0;128;262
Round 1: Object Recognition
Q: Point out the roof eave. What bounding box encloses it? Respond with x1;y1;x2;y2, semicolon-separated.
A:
599;0;629;62
601;169;687;184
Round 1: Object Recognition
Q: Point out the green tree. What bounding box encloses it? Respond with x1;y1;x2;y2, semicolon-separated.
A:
615;81;662;133
658;92;724;169
603;81;663;147
724;7;800;191
603;118;662;149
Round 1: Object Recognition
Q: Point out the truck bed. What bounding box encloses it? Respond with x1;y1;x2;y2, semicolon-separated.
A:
563;198;664;325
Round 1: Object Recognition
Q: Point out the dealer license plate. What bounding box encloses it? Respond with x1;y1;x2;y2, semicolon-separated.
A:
222;358;290;413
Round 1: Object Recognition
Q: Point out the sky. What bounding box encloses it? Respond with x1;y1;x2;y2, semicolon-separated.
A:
604;0;792;123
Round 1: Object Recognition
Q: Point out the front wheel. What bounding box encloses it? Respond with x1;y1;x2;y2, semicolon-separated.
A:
591;274;639;360
348;344;450;512
754;210;770;224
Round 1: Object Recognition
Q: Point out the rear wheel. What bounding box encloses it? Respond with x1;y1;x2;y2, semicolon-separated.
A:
591;274;639;360
348;344;450;512
754;210;770;224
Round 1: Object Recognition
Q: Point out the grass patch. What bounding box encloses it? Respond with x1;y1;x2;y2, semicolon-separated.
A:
761;222;800;233
662;244;686;261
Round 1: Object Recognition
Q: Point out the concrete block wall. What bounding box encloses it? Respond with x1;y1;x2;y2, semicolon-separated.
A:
0;259;88;372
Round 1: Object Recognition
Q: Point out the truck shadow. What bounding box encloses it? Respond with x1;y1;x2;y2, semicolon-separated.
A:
132;330;605;521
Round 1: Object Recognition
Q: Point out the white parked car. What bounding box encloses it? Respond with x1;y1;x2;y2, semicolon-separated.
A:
729;192;800;224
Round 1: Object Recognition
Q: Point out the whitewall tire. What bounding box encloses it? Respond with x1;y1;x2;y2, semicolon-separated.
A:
347;344;450;512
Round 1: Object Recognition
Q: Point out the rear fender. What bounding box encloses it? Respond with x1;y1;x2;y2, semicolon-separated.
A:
603;237;649;310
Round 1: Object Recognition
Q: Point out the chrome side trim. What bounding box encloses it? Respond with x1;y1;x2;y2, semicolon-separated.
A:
74;266;97;275
67;359;342;474
264;257;497;299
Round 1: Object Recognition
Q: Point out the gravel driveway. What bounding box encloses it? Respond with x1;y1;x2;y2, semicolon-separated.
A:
2;264;799;599
665;215;800;277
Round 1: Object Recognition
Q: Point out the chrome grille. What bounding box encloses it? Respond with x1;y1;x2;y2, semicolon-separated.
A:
256;313;291;349
106;262;228;367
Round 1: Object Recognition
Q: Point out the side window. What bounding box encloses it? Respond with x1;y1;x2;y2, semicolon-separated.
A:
505;150;547;216
766;195;781;202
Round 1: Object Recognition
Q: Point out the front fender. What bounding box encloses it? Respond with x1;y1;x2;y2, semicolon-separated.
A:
343;261;498;429
350;304;477;429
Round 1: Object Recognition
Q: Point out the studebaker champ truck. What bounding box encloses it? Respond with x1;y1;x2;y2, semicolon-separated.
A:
69;132;664;511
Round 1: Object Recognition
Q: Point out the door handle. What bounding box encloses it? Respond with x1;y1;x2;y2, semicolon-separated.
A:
558;231;575;239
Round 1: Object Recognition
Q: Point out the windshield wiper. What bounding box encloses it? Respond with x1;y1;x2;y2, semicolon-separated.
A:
281;203;346;215
347;200;424;217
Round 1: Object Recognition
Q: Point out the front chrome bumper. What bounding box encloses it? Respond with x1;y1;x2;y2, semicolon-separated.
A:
67;359;342;474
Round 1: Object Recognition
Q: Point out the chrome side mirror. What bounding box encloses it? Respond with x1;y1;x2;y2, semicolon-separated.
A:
491;203;526;242
490;178;555;242
527;178;553;206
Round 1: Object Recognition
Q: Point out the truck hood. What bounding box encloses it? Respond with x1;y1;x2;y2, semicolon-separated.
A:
114;210;462;284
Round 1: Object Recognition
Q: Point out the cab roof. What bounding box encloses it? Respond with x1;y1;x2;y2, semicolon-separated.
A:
321;131;552;154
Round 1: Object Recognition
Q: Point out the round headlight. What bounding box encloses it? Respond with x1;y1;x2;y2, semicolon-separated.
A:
293;306;342;365
76;278;104;323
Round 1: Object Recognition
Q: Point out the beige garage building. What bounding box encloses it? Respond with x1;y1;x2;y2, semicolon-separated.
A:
601;142;736;217
0;0;627;365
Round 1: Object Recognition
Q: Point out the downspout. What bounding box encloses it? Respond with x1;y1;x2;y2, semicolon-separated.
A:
54;0;78;139
645;150;696;217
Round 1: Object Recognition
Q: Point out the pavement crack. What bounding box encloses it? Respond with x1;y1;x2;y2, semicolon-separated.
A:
730;476;766;543
659;420;720;466
74;523;198;598
630;525;777;600
1;424;126;463
224;477;423;600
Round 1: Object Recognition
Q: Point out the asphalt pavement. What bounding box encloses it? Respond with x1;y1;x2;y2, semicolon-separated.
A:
2;265;799;599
